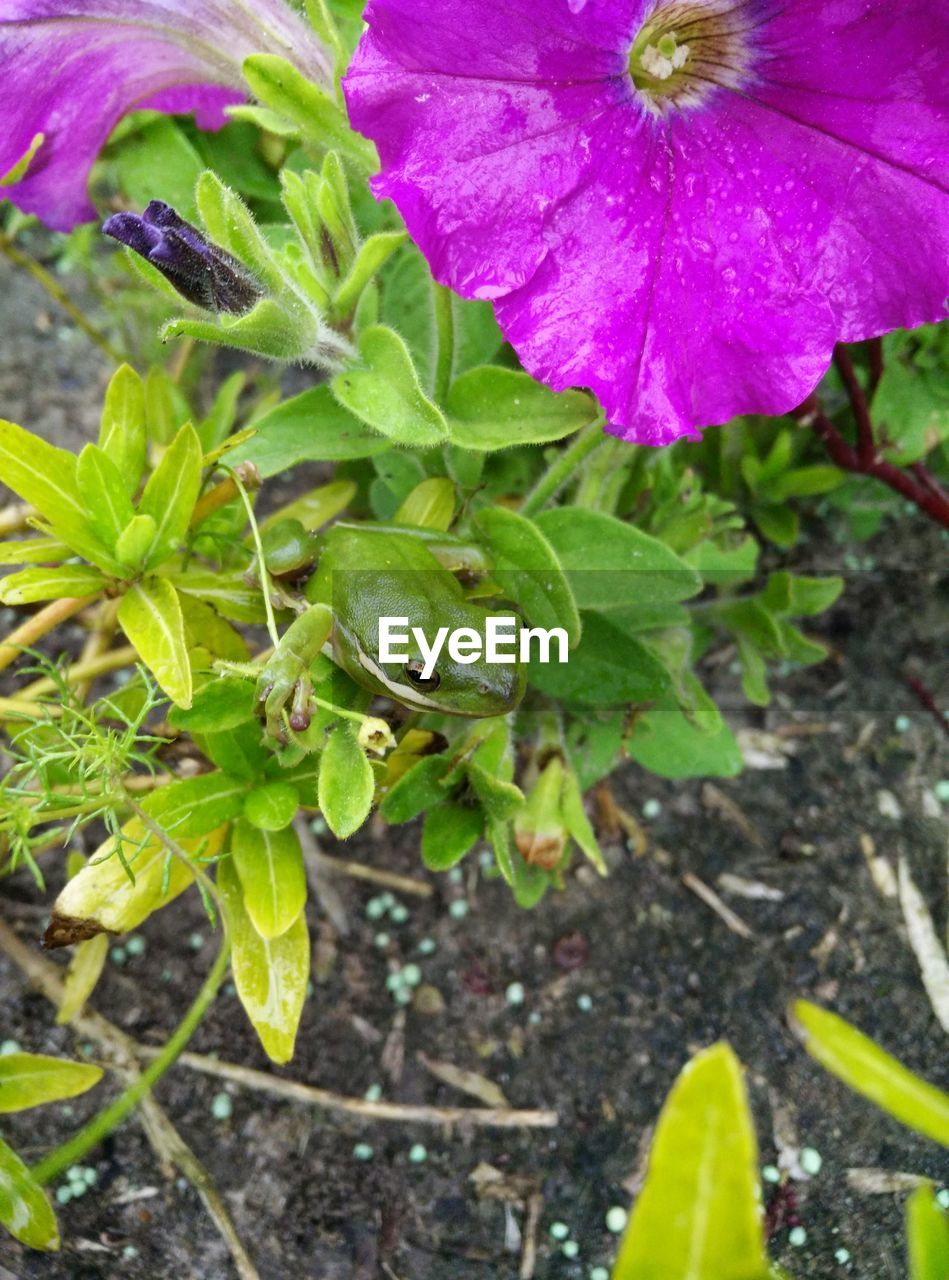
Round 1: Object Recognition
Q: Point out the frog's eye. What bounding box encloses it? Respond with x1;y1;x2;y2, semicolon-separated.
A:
403;660;440;692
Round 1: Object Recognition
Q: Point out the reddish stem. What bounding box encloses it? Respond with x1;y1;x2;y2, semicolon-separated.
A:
832;346;874;467
905;675;949;737
798;344;949;531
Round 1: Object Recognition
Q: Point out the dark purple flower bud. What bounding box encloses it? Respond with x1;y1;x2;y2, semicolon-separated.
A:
103;201;262;314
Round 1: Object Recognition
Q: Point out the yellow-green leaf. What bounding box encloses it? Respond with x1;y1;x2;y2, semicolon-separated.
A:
77;444;136;549
394;478;456;531
0;1135;59;1251
0;565;106;606
117;577;193;707
56;934;109;1025
318;724;374;838
792;1001;949;1147
0;1054;103;1113
231;818;306;940
613;1043;770;1280
137;422;203;569
0;538;73;566
219;856;309;1064
99;364;147;491
44;819;227;946
907;1187;949;1280
0;419;117;570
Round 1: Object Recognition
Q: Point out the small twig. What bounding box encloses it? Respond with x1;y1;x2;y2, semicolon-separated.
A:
0;917;258;1280
0;596;96;673
681;871;754;939
898;857;949;1036
147;1050;559;1129
0;501;34;538
519;1192;544;1280
315;851;433;899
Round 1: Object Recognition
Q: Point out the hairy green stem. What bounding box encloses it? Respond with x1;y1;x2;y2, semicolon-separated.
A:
520;422;605;518
30;934;229;1186
432;282;455;406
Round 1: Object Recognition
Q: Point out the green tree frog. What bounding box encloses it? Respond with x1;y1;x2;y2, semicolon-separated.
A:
254;524;525;737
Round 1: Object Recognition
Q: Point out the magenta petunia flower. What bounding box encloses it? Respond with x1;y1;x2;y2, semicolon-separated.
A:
344;0;949;444
0;1;332;232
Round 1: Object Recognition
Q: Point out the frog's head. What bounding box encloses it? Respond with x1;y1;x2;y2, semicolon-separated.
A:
334;609;526;718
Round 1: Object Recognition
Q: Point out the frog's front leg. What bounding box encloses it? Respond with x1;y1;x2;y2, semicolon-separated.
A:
256;604;333;741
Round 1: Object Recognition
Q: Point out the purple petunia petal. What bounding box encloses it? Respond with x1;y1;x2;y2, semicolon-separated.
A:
0;0;332;232
345;0;949;444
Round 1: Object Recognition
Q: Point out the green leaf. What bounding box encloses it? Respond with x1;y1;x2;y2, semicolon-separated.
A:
172;569;270;624
334;231;408;317
113;117;204;219
94;378;141;465
474;506;581;645
792;1001;949;1147
143;772;247;837
243;782;300;832
196;170;283;294
628;697;743;780
198;371;247;453
168;679;256;733
561;768;606;875
907;1187;949;1280
259;480;357;535
144;366;189;446
761;572;844;618
613;1043;770;1280
194;723;269;780
446;367;597;451
137;422;203;569
228;385;388;476
76;444;136;549
751;502;799;548
394;478;456;531
466;761;524;822
115;514;158;571
0;1135;58;1251
0;419;117;570
318;724;375;838
489;817;549;908
0;565;106;606
0;1054;103;1113
231;818;306;940
766;465;843;501
528;612;670;707
219;856;309;1065
331;325;449;447
535;508;702;608
0;537;73;566
118;577;193;707
421;801;484;871
380;755;452;823
242;54;377;171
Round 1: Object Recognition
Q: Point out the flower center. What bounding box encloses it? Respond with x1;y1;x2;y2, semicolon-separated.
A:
628;1;754;111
